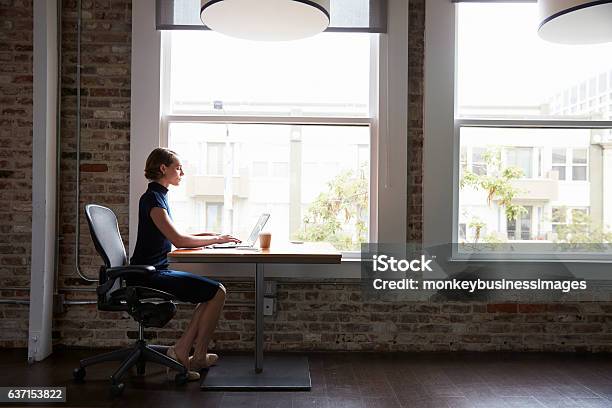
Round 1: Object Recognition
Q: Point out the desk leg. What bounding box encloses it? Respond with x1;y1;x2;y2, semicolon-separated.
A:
255;263;264;373
200;261;310;390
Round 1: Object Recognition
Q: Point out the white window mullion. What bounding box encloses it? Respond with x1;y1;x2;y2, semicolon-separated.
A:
164;114;372;127
457;118;612;130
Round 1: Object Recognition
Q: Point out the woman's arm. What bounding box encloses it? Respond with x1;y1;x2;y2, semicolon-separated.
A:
150;207;240;248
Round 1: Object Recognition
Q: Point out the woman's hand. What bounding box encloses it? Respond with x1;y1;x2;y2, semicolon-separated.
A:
150;208;238;248
214;235;241;244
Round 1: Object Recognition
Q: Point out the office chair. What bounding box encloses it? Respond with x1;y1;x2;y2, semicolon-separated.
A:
72;204;189;396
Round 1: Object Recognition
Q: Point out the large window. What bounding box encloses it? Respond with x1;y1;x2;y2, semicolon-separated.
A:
162;31;373;251
426;1;612;259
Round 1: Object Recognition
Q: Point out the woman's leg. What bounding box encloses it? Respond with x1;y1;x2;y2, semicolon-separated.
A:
136;270;225;368
192;284;226;364
172;303;203;367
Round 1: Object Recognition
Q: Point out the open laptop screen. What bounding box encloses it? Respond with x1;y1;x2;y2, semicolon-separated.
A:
245;213;270;246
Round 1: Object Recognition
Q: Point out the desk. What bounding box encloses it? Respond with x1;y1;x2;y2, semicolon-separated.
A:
168;242;341;390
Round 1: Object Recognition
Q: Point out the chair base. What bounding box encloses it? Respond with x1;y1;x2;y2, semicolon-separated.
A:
73;340;188;396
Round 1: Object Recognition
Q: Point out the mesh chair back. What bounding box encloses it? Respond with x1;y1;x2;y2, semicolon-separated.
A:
84;204;127;268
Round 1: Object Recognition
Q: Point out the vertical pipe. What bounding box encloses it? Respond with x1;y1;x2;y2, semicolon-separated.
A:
74;0;96;282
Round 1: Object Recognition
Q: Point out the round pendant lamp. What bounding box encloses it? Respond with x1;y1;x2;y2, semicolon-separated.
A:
538;0;612;44
200;0;330;41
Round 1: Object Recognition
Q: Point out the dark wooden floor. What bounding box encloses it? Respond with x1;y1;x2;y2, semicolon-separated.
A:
2;348;612;407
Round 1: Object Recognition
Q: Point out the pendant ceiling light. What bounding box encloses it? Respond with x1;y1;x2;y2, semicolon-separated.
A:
538;0;612;44
200;0;330;41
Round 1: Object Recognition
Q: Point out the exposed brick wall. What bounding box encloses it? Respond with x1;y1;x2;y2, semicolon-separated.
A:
5;0;612;353
55;281;612;353
58;0;132;293
0;0;33;347
407;0;424;243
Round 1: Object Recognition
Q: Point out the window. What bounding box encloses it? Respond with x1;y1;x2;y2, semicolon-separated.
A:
572;148;588;181
162;31;374;251
206;203;223;232
551;206;590;240
471;147;487;175
507;206;532;241
505;147;533;179
425;1;612;259
455;3;610;253
552;148;567;180
206;143;225;175
551;147;588;181
551;207;567;235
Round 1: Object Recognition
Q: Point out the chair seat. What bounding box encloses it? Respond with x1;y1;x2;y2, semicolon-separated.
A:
128;301;176;328
103;287;177;328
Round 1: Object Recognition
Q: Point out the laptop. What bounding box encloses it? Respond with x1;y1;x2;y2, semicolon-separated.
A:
209;213;270;249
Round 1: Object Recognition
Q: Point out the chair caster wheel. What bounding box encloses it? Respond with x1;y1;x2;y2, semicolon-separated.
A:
73;367;86;382
175;372;188;385
110;382;125;397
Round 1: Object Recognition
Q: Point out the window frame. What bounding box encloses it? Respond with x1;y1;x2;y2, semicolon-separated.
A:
129;0;409;277
424;0;612;264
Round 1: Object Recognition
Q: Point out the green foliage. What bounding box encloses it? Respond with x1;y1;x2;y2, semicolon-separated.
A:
553;210;612;247
467;217;486;243
460;148;527;224
295;168;368;251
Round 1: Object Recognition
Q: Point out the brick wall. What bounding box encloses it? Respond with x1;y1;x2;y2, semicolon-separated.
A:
59;0;132;291
55;281;612;353
407;0;424;243
54;0;133;342
4;0;612;353
0;0;33;347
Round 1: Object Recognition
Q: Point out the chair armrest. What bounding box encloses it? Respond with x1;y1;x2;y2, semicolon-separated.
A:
97;265;156;296
106;265;155;279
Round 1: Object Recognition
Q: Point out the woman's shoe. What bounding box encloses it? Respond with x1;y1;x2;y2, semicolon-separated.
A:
190;353;218;372
166;346;200;382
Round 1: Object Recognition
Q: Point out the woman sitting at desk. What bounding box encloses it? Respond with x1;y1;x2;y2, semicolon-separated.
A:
129;147;240;380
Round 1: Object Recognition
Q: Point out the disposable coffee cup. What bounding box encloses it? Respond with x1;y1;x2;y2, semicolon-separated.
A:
258;232;272;249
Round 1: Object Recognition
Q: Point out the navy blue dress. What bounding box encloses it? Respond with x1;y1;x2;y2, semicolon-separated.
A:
129;181;221;303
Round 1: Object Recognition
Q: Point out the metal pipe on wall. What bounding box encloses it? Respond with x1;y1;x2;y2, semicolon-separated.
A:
74;0;96;283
